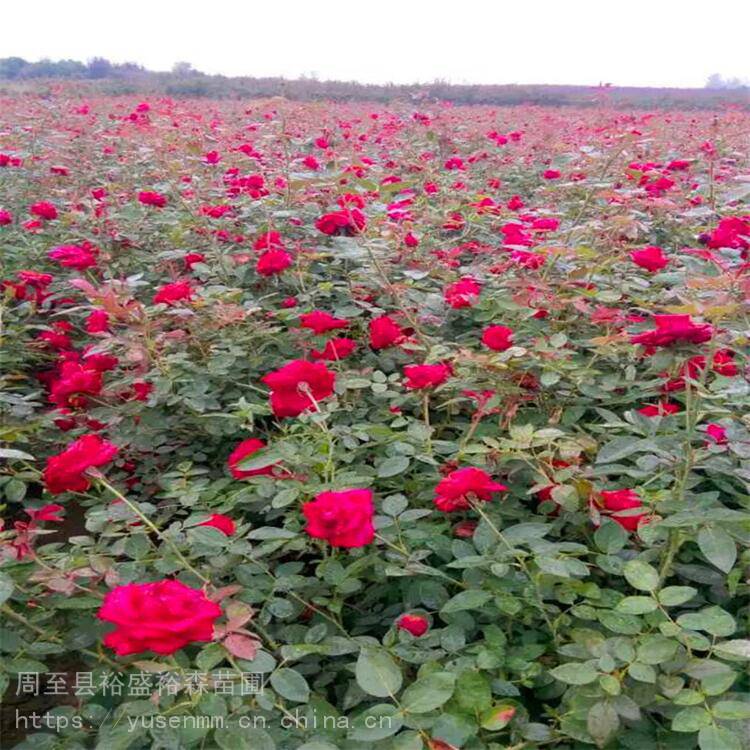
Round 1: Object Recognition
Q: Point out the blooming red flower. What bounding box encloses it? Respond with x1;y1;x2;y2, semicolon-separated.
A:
43;434;118;494
138;191;168;208
0;210;13;225
396;614;429;637
197;513;236;535
85;310;110;333
184;252;206;270
315;209;366;236
311;337;357;361
30;202;58;220
403;363;452;390
256;249;292;276
712;349;738;377
445;277;481;309
369;315;404;349
262;360;336;418
253;231;285;251
48;243;98;270
597;489;648;532
706;423;728;444
153;281;193;305
630;246;669;272
706;216;750;250
98;579;221;656
302;488;374;547
49;361;103;408
299;311;350;335
481;325;514;352
433;467;507;512
638;402;681;417
630;315;713;348
227;438;280;479
543;169;561;180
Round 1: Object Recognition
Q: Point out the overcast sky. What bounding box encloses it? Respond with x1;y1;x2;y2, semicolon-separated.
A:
4;0;748;88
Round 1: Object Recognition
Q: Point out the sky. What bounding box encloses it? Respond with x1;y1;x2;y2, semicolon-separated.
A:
4;0;749;88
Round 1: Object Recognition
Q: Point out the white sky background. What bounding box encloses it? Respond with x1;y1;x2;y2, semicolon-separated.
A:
3;0;749;88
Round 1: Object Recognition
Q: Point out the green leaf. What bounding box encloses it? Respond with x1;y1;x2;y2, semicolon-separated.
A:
455;671;492;712
270;668;309;703
712;701;750;720
623;559;659;592
658;586;698;606
355;647;402;698
377;456;410;478
400;671;455;713
637;635;678;665
349;704;403;741
616;596;657;614
596;437;651;464
236;449;282;471
549;662;599;685
0;448;34;461
587;701;620;747
594;520;628;553
677;607;736;637
714;639;750;660
480;703;517;730
698;726;742;750
440;589;492;614
698;526;737;573
0;572;14;606
672;706;712;732
627;662;656;683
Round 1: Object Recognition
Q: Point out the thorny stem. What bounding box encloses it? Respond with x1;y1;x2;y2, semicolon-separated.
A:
95;476;210;586
471;502;560;644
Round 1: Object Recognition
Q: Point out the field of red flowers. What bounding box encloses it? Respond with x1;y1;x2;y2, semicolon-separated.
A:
1;92;749;750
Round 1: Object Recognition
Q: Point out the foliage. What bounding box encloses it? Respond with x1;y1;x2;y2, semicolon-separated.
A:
0;94;749;750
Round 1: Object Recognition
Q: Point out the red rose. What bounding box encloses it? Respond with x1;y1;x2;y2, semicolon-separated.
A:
707;216;750;250
256;249;292;276
712;349;738;377
262;360;336;418
597;489;648;532
403;363;452;390
184;252;206;270
138;191;168;208
638;402;681;417
0;210;13;225
396;614;429;636
369;315;404;349
706;423;728;445
30;202;58;220
444;277;481;309
630;246;669;272
481;325;514;352
315;209;366;236
299;311;350;335
302;488;374;548
85;310;110;334
630;315;713;348
543;169;561;179
43;434;118;495
227;438;279;479
198;513;236;536
434;467;507;512
98;579;221;656
253;231;285;251
49;361;103;408
311;337;357;361
153;281;193;305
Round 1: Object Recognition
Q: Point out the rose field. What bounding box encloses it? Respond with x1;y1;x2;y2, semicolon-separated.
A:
1;93;750;750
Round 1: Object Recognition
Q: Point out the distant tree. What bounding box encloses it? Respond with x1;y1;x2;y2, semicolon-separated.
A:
86;57;114;79
172;61;196;76
0;57;28;79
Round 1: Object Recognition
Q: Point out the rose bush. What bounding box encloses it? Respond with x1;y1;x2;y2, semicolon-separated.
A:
0;93;748;750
